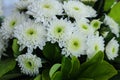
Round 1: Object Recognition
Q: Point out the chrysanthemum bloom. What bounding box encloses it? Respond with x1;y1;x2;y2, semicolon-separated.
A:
104;15;119;37
75;18;94;36
0;12;26;39
27;0;63;22
105;38;119;60
47;18;73;48
14;20;47;52
62;31;86;57
90;19;102;31
86;34;105;59
63;0;96;18
16;53;42;76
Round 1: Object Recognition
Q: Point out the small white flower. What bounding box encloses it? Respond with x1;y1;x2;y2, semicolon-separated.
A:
62;31;86;57
104;15;119;37
27;0;63;22
0;12;27;39
75;18;94;36
16;53;42;76
47;18;73;47
90;19;102;31
14;20;47;52
86;34;105;59
105;38;119;60
63;1;96;18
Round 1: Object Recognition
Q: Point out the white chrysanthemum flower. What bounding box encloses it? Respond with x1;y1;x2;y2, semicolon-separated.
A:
14;20;47;52
0;12;27;39
104;15;119;37
27;0;63;22
86;34;105;59
90;19;102;31
0;0;3;15
62;31;86;57
47;18;73;47
75;18;94;36
16;53;42;76
105;38;119;60
63;1;96;18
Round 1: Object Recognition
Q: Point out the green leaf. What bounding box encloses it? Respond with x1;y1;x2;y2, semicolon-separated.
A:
109;2;120;25
49;63;61;78
34;74;42;80
78;51;117;80
12;39;20;57
104;0;115;11
61;57;71;79
110;70;120;80
43;42;62;62
0;59;16;78
69;56;80;79
0;73;21;80
79;51;104;73
42;69;50;80
51;71;62;80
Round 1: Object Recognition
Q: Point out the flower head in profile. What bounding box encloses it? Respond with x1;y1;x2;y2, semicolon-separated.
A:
62;31;86;57
86;34;105;59
63;0;96;18
105;38;119;60
16;53;42;76
0;12;26;39
14;20;47;52
27;0;63;22
47;18;73;47
104;15;119;37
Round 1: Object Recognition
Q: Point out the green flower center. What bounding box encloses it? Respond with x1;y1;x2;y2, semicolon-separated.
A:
43;4;51;9
26;28;37;36
112;47;115;53
10;20;16;28
95;44;99;51
82;24;88;30
25;60;34;69
69;39;81;51
93;22;99;28
73;7;80;11
54;26;64;37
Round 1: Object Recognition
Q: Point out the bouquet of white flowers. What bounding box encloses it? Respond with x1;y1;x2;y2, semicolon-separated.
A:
0;0;120;80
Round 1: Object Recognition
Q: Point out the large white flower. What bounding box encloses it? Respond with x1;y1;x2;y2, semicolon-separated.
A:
16;53;42;76
105;38;119;60
104;15;119;37
47;18;73;47
14;20;47;52
0;12;27;39
75;18;94;36
63;1;96;18
86;34;105;59
62;31;86;57
27;0;63;22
